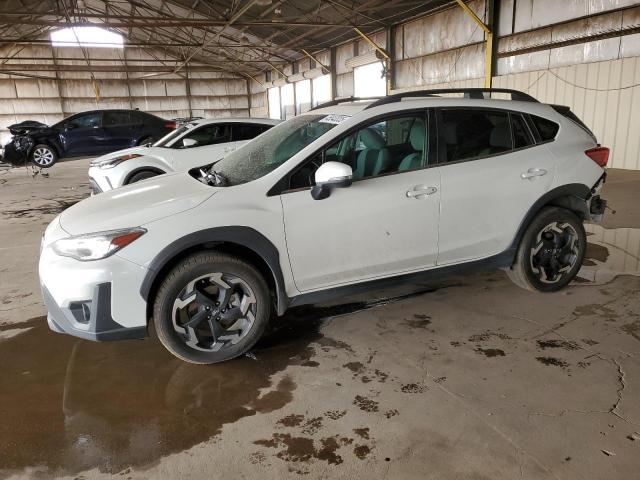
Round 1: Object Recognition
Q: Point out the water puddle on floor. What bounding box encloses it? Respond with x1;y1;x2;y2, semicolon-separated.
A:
577;225;640;284
0;293;425;477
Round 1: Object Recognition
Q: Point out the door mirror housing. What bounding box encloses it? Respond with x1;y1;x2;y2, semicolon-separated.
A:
181;138;198;148
65;123;77;131
311;161;353;200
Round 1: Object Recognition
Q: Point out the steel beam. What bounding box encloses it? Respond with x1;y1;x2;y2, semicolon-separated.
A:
4;56;287;63
0;63;236;73
0;15;359;28
454;0;492;88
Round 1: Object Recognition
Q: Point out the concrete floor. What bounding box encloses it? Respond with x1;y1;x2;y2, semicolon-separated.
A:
1;159;640;479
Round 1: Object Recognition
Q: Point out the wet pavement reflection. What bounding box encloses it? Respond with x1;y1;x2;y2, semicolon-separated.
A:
579;225;640;284
0;294;424;477
1;227;638;477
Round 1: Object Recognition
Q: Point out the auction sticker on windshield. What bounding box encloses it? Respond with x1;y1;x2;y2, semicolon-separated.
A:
319;114;350;124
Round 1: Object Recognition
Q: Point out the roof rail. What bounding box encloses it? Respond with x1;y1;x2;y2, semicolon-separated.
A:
309;96;383;111
365;88;538;109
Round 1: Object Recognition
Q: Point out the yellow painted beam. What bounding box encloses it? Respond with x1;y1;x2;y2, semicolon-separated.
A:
454;0;490;33
484;32;493;88
301;49;331;74
353;27;391;61
455;0;493;88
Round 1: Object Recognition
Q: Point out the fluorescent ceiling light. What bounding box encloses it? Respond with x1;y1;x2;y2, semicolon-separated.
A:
50;26;124;48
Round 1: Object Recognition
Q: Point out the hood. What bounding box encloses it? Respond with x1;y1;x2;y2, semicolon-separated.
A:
8;120;48;136
60;172;218;234
89;146;151;165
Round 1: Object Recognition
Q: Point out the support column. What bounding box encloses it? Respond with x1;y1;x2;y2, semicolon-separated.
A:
185;67;193;118
330;46;337;100
122;48;134;109
386;26;396;94
246;78;252;117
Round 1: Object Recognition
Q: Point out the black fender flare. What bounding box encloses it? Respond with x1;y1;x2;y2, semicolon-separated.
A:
124;167;166;184
508;183;591;253
139;226;289;316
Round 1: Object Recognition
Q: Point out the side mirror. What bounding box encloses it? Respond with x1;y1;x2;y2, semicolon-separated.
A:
182;138;198;148
65;123;77;131
311;161;353;200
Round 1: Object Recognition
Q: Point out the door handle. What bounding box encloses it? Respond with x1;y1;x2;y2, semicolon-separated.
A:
521;168;547;180
406;186;438;198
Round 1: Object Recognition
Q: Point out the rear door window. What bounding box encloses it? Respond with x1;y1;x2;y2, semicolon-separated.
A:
439;109;511;163
233;124;267;141
103;111;132;126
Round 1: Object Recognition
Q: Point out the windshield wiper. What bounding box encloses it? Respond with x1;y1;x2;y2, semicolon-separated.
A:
198;168;229;187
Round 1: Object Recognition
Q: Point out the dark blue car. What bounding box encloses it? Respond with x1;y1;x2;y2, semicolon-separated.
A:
3;109;176;168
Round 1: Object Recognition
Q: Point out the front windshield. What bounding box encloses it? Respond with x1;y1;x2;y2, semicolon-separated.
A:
153;124;190;147
213;114;346;185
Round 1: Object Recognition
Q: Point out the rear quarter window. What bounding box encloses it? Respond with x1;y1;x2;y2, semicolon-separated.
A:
531;115;559;142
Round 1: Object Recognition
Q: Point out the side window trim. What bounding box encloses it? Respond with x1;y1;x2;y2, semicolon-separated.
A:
279;109;432;195
525;113;559;146
509;111;537;153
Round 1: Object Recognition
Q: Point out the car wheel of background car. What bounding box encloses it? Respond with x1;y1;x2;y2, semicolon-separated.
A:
31;144;57;168
506;206;586;292
153;251;272;364
127;170;160;184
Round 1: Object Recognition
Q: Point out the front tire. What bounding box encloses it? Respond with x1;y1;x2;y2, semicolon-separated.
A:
127;170;159;184
506;207;586;292
31;144;57;168
153;252;271;364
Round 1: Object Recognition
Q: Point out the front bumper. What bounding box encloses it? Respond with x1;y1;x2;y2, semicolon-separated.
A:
2;140;29;165
43;283;147;341
39;223;150;341
88;167;116;194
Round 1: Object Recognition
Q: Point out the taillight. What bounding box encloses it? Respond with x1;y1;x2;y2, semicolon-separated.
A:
165;121;177;129
585;147;609;167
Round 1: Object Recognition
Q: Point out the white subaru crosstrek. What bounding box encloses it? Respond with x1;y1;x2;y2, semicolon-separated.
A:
39;88;609;364
88;117;279;193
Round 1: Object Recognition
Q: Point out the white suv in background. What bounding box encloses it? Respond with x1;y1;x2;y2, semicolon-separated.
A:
39;89;608;364
88;117;279;193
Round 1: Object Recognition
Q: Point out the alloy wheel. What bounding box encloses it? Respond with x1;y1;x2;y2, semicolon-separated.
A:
171;272;257;352
32;147;55;167
529;222;580;284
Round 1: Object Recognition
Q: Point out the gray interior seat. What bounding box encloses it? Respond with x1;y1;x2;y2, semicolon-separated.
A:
398;119;426;171
479;122;511;156
354;128;390;179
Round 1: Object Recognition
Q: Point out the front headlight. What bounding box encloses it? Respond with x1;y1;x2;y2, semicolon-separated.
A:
91;153;143;169
52;227;147;261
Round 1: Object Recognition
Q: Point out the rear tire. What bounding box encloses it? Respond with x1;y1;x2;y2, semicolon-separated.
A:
506;207;585;292
30;144;57;168
127;170;160;184
153;252;271;364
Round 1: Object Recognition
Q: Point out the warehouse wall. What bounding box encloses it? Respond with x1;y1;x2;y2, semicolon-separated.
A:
390;0;640;169
0;44;249;147
3;0;640;169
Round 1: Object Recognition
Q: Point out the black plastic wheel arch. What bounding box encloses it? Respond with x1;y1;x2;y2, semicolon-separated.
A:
139;226;289;316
